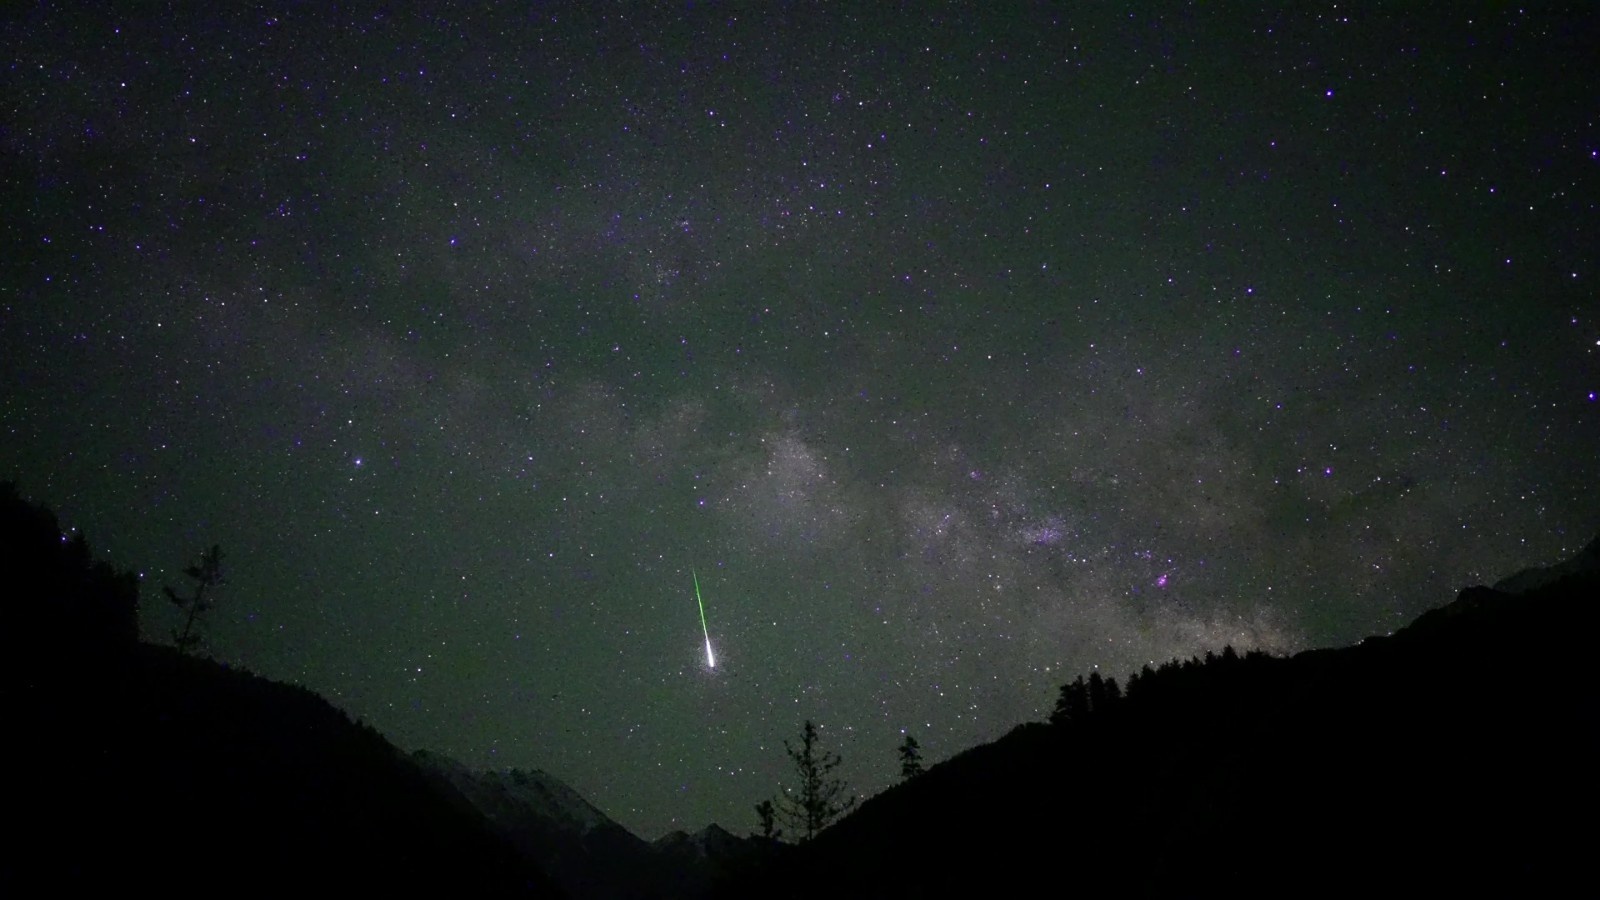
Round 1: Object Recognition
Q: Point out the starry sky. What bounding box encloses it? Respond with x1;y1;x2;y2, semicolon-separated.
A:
3;4;1597;839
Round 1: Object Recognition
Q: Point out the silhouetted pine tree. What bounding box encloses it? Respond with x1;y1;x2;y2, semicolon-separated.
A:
754;799;781;841
772;720;857;842
1126;664;1156;702
165;544;224;655
1087;671;1122;712
1052;675;1090;725
898;733;924;780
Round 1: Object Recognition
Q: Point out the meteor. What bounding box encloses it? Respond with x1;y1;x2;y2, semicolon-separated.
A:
692;569;716;668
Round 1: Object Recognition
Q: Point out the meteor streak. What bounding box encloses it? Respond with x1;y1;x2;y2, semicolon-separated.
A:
692;569;716;668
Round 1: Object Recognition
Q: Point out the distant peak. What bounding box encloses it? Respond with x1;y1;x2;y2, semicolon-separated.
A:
413;753;619;837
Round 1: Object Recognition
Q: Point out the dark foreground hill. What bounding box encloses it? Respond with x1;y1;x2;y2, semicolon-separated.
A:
0;483;777;899
0;486;555;895
5;479;1595;897
2;643;559;896
724;568;1599;898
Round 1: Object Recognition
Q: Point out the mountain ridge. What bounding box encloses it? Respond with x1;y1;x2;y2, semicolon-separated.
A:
1491;532;1600;594
5;480;1593;897
3;643;559;895
411;750;767;900
716;552;1599;897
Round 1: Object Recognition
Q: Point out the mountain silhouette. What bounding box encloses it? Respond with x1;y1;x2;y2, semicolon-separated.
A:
1;484;768;898
1491;532;1600;594
413;752;768;900
5;480;1595;897
717;539;1600;897
2;639;569;895
0;485;556;896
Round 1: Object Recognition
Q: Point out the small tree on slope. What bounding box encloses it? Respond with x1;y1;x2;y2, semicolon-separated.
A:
166;544;223;655
898;733;924;780
773;719;857;842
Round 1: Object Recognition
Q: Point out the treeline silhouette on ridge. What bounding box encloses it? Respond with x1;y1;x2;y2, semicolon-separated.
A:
719;557;1598;897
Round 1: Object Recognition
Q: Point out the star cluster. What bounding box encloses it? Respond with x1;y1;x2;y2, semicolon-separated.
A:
3;5;1596;838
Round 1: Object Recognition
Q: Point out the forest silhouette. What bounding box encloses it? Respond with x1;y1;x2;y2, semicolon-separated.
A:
2;482;1594;897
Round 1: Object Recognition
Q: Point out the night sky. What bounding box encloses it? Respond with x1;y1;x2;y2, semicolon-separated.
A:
4;5;1597;839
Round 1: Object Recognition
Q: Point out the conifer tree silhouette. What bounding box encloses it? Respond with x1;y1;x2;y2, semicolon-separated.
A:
773;720;856;841
1125;664;1156;702
897;733;924;780
754;799;781;841
1052;675;1090;724
1088;671;1122;712
165;544;223;655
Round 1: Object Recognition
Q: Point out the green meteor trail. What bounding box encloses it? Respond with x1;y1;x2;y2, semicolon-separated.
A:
692;569;716;668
